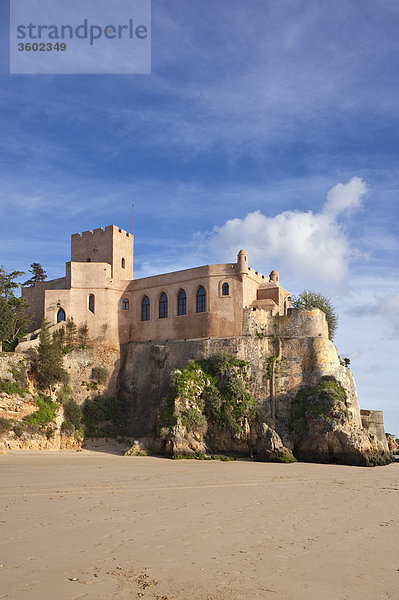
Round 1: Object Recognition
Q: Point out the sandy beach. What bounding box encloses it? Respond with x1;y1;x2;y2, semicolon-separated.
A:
0;450;398;600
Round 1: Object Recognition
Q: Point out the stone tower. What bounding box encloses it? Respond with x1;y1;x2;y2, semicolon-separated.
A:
71;225;134;280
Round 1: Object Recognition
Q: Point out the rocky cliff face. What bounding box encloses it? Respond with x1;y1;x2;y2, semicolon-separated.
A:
119;309;391;466
0;344;118;452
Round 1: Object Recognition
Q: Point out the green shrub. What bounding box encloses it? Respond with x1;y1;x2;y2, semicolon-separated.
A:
82;380;98;391
203;384;222;422
63;398;82;429
12;421;24;437
158;390;178;430
1;340;19;352
180;407;207;432
57;384;72;404
159;353;255;436
61;420;75;435
274;455;297;463
290;376;348;437
0;378;28;396
224;375;246;398
10;362;28;387
83;395;124;437
0;417;13;434
91;366;109;385
24;395;58;428
201;352;248;377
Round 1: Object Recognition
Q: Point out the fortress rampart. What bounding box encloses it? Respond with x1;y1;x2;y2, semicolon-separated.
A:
360;410;386;441
243;306;329;339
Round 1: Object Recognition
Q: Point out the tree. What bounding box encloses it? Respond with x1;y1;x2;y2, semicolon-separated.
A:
0;266;32;350
0;266;25;298
65;318;77;346
292;291;338;340
33;320;68;390
23;263;47;286
2;297;32;345
52;326;66;350
78;322;89;347
0;297;13;345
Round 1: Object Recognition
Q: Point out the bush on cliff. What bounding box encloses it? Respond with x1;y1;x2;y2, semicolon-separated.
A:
0;417;13;434
91;366;109;385
62;398;83;436
83;395;124;437
24;394;58;428
158;352;256;436
0;377;28;396
289;376;348;437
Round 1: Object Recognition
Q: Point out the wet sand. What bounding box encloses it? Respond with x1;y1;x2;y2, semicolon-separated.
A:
0;450;398;600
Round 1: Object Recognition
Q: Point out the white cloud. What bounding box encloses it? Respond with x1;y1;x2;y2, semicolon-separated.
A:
322;177;367;218
208;177;367;290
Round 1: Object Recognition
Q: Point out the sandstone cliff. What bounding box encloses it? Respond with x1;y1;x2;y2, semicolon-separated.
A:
120;308;391;466
0;308;392;466
0;344;119;452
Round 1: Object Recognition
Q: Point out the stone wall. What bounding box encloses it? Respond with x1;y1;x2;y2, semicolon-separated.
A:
117;316;360;443
360;410;386;444
63;345;120;405
243;306;329;339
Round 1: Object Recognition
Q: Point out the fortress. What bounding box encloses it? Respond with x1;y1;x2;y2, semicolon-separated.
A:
9;223;391;465
22;225;292;346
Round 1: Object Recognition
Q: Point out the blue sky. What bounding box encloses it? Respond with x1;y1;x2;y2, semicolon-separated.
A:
0;1;398;433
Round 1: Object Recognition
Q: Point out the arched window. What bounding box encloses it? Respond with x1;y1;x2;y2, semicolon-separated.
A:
121;258;125;269
57;308;66;322
222;282;229;296
196;286;206;313
89;294;95;313
177;289;187;316
142;296;150;321
159;292;168;318
122;298;129;311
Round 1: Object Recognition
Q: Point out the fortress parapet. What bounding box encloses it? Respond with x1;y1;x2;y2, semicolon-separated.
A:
243;306;329;339
72;225;132;240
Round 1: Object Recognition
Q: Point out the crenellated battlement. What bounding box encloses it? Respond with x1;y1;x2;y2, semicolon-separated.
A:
72;225;132;240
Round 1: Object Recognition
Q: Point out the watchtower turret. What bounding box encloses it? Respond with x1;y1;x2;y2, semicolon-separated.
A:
269;269;279;284
71;225;133;280
237;249;249;274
